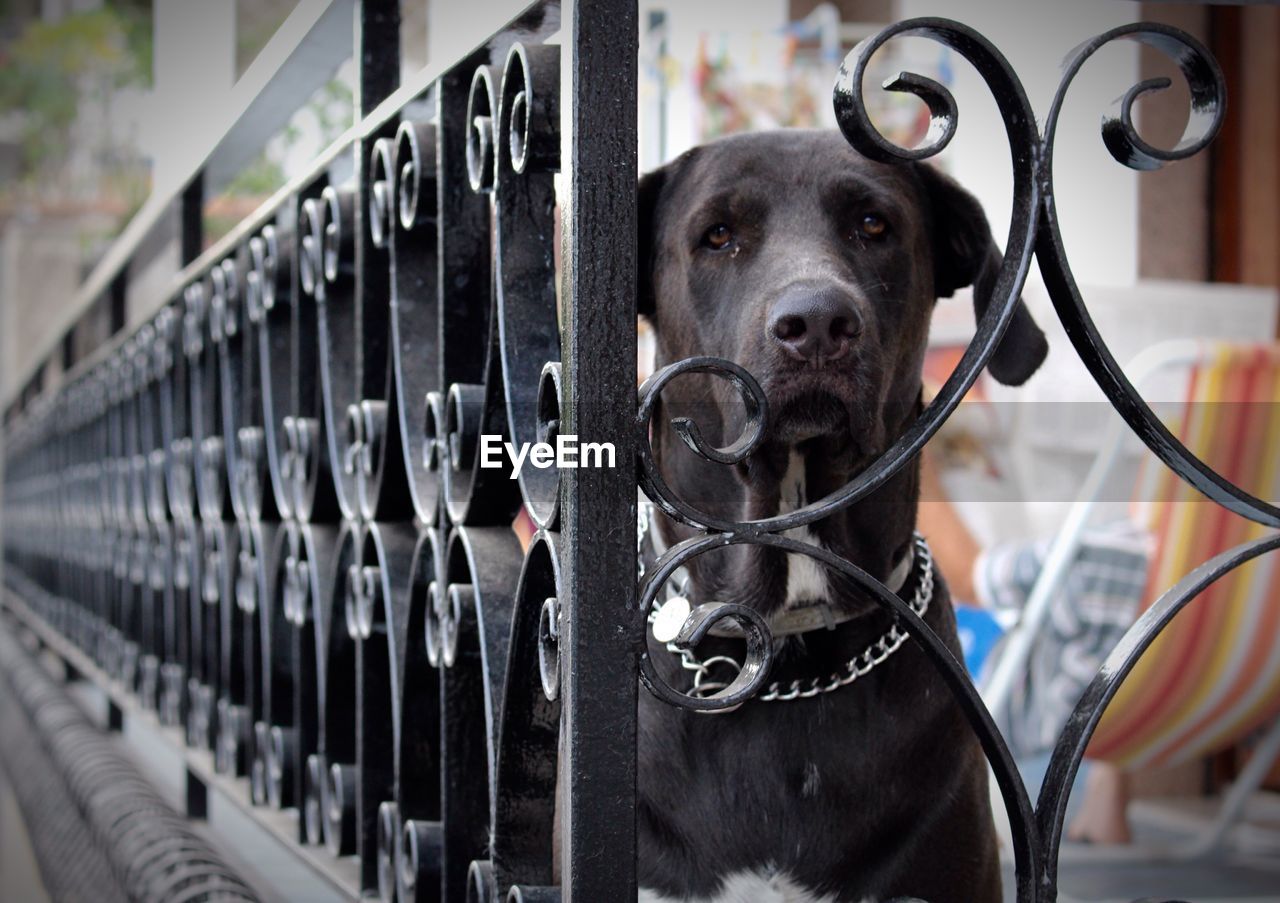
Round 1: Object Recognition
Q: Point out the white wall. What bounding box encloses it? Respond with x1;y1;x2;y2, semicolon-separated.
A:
146;0;237;194
638;0;790;169
427;0;534;69
898;0;1141;288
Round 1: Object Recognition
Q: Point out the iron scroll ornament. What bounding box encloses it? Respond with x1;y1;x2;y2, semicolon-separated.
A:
636;17;1249;903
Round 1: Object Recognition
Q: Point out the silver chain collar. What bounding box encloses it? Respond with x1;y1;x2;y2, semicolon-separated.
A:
638;500;935;704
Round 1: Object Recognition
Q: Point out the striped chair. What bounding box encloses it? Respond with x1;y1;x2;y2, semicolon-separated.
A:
982;340;1280;854
1092;344;1280;772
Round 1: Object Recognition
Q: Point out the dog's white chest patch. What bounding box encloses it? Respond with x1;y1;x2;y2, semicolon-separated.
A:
780;452;829;607
639;870;852;903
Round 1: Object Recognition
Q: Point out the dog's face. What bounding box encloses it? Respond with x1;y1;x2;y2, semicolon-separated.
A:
639;131;1047;606
640;130;1046;484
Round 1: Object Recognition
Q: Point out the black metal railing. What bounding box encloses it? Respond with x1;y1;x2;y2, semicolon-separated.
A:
1;3;1261;902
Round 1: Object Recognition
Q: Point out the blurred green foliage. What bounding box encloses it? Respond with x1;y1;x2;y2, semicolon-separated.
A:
206;75;353;243
0;2;152;182
235;0;300;78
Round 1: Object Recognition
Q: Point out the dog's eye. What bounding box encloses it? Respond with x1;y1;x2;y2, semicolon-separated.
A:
856;214;888;240
702;224;734;250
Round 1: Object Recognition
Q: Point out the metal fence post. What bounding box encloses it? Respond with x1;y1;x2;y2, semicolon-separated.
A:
560;0;639;898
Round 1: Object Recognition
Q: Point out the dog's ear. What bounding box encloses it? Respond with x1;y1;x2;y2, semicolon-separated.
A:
637;165;666;322
917;163;1048;386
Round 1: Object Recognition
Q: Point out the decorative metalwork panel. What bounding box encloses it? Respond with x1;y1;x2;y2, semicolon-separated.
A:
0;4;1261;903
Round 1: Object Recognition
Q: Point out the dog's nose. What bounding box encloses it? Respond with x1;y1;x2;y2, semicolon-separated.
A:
768;288;863;364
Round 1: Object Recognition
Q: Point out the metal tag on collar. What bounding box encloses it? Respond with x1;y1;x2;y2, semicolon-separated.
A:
652;595;692;644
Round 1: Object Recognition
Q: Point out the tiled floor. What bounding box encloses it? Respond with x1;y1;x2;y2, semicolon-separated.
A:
1002;796;1280;902
0;765;52;903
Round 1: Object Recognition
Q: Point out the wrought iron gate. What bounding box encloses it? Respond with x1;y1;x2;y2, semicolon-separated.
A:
1;2;1259;901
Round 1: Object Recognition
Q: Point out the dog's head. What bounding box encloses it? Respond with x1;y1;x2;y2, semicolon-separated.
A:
640;130;1046;483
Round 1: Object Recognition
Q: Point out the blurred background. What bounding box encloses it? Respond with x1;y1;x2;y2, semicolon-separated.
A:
0;1;1278;900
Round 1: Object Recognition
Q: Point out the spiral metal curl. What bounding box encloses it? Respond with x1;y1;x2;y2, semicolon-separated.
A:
635;532;775;713
1034;26;1262;526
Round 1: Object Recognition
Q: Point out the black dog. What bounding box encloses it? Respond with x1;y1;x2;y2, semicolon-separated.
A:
636;130;1047;902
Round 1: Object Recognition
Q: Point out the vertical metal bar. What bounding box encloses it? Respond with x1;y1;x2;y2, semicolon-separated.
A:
108;699;125;732
355;0;400;405
355;0;400;119
559;0;639;898
179;173;204;268
109;273;128;338
186;767;209;820
353;1;401;891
